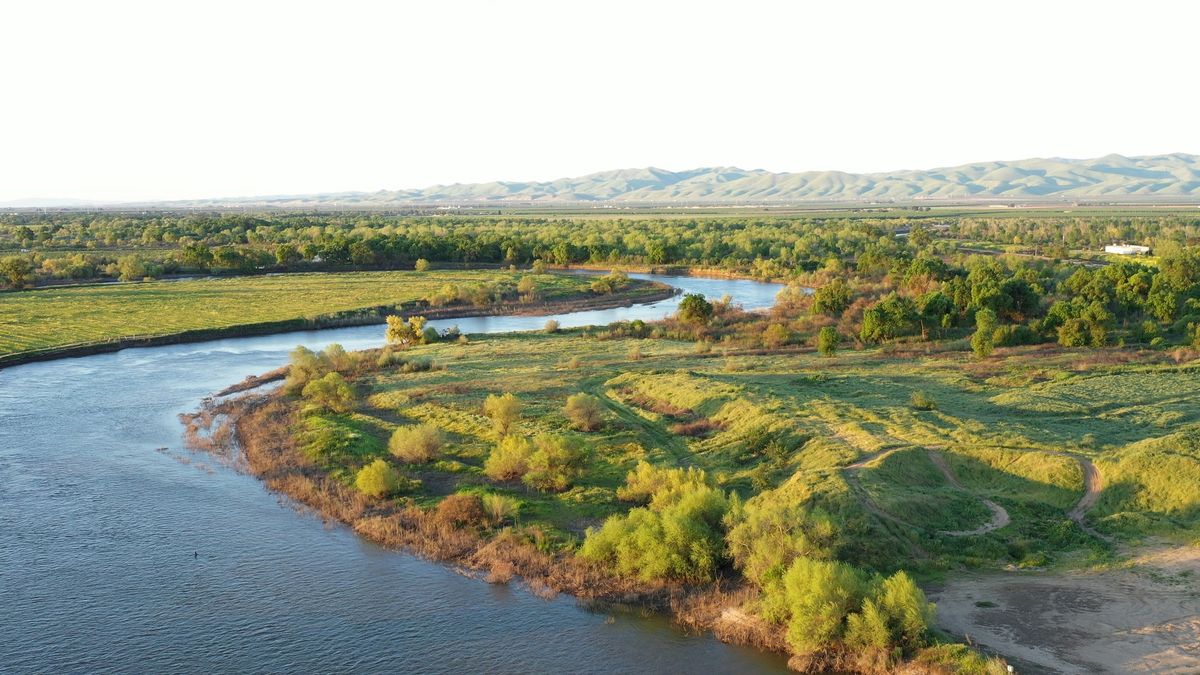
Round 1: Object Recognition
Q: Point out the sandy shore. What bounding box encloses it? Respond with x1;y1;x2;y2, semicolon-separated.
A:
930;546;1200;673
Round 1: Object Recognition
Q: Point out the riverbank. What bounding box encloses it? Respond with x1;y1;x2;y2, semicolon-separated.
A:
186;391;815;670
0;276;674;370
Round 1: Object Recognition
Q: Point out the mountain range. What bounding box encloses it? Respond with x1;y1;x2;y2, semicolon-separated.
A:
13;154;1200;208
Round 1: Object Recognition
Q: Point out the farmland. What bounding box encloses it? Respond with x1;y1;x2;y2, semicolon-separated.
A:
0;270;650;363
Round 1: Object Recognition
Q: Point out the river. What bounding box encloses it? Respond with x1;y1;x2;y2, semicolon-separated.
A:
0;273;788;674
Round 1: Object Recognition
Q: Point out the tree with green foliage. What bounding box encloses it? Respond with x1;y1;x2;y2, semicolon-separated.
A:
725;494;839;587
355;458;403;498
859;293;917;343
483;392;522;436
0;256;34;289
811;278;851;316
677;293;714;325
971;308;998;358
817;326;839;357
301;372;356;413
385;315;429;346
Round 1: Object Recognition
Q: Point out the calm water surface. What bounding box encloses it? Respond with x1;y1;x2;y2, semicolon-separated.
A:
0;274;788;673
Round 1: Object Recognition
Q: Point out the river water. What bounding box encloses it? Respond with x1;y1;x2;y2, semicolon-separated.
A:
0;273;787;674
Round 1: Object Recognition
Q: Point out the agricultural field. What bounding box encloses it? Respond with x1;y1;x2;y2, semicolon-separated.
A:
0;270;600;361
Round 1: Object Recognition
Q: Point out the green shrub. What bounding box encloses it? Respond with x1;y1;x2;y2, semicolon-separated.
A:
616;460;710;505
523;434;589;491
389;422;445;463
355;459;403;498
580;481;730;581
725;494;839;587
564;392;604;431
414;258;430;271
483;392;522;436
677;293;714;325
909;390;936;411
484;435;534;480
817;326;839;357
301;372;356;413
971;308;997;358
481;493;521;525
780;557;869;653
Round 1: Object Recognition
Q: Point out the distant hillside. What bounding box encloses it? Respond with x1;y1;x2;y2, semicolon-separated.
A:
149;153;1200;207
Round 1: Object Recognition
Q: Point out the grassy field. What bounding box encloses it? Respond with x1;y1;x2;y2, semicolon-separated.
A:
0;270;599;359
298;330;1200;573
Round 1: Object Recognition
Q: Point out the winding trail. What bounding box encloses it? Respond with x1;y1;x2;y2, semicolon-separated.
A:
926;450;1011;537
1066;454;1111;542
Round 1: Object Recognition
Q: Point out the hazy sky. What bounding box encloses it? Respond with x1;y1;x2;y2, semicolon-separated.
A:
2;0;1197;202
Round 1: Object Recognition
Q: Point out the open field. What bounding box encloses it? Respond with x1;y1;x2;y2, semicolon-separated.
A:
0;270;626;362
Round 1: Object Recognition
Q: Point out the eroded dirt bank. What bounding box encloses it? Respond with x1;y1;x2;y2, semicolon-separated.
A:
929;547;1200;674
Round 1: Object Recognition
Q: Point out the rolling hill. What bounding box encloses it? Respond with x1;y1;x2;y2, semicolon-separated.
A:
128;153;1200;207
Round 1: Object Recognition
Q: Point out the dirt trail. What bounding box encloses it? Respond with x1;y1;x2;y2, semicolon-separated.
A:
926;450;1011;537
1042;451;1111;541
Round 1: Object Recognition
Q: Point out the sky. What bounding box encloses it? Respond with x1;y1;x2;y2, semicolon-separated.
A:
1;0;1197;202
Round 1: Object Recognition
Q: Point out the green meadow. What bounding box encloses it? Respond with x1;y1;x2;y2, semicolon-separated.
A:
0;270;594;360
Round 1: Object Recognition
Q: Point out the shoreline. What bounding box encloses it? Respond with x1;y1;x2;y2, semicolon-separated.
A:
0;281;676;370
187;393;805;669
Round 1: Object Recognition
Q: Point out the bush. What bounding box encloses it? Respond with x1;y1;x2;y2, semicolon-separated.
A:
285;344;331;394
389;422;445;463
725;494;839;587
677;293;714;325
523;434;589;491
763;323;790;348
817;326;839;357
564;392;604;431
484;435;534;480
355;459;403;498
483;392;522;436
434;494;485;528
414;258;430;271
544;319;560;333
910;390;936;411
580;481;730;581
301;372;356;413
481;493;521;525
971;308;998;359
616;461;710;505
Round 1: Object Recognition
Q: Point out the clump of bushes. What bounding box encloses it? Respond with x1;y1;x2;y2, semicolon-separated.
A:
563;392;604;431
355;458;403;498
389;422;445;463
615;461;709;505
285;343;361;394
580;479;730;581
483;434;589;491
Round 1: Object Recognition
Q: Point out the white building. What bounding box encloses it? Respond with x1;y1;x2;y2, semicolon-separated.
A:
1104;244;1151;256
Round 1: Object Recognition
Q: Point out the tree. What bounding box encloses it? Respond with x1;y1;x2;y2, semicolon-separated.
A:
117;255;148;281
817;326;839;357
564;393;604;431
677;293;714;325
762;323;790;349
1058;318;1090;347
0;256;34;289
859;293;917;343
355;459;402;498
811;279;851;316
483;392;522;436
971;308;998;358
414;258;430;271
275;243;302;266
386;315;430;346
389;423;445;463
301;372;356;413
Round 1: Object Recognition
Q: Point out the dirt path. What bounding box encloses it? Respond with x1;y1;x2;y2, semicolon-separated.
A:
1068;456;1107;535
926;450;1011;537
930;547;1200;674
